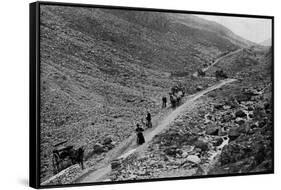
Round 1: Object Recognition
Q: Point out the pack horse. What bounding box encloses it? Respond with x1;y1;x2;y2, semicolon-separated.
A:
169;85;185;108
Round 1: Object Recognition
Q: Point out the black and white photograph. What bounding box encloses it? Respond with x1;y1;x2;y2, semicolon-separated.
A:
31;1;273;188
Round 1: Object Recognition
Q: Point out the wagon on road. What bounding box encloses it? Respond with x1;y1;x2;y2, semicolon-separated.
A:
52;141;84;174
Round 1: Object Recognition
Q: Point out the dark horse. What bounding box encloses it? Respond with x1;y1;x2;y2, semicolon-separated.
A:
69;147;84;169
169;93;177;108
169;89;184;108
52;146;85;174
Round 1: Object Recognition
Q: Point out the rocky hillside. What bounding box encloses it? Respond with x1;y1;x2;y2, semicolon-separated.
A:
168;14;255;48
39;5;270;183
206;47;271;79
109;50;272;181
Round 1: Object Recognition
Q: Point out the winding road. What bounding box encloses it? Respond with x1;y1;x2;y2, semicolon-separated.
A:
76;78;237;183
193;48;243;77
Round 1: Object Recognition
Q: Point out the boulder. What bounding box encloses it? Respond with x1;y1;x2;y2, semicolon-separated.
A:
222;126;228;132
265;109;271;114
205;114;213;120
184;135;198;145
223;105;232;110
226;98;239;108
235;118;246;125
253;107;266;120
186;155;201;164
248;106;254;111
164;147;182;157
222;114;234;123
235;94;252;103
214;104;224;110
250;122;258;129
103;136;113;145
196;85;203;91
228;127;240;141
243;88;260;96
111;159;122;170
213;138;223;146
219;130;228;136
105;143;115;151
93;143;105;154
182;145;194;156
258;119;267;128
237;124;251;134
206;125;219;136
235;110;247;118
264;102;271;110
182;151;188;158
194;140;209;151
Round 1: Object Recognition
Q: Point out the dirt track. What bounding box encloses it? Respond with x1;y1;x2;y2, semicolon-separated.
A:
193;49;243;77
77;78;237;183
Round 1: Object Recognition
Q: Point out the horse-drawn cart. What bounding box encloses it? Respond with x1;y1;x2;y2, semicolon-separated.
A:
52;141;84;174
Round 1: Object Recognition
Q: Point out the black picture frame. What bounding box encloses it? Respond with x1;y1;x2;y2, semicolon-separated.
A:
30;1;274;189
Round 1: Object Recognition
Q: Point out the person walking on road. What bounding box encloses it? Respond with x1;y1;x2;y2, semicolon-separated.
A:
135;123;145;145
146;111;152;128
162;96;167;108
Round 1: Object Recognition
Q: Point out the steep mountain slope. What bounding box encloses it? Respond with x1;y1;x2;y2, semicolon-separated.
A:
168;14;256;47
39;5;252;182
206;47;272;83
107;49;272;181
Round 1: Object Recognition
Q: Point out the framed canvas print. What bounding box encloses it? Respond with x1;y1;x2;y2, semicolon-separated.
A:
29;1;274;188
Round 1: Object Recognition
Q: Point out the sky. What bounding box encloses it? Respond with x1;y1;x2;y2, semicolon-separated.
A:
195;14;272;44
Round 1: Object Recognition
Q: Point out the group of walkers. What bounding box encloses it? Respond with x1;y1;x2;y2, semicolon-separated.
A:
135;85;185;145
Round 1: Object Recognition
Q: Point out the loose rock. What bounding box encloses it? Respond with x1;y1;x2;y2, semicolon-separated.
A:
186;155;201;164
235;110;247;118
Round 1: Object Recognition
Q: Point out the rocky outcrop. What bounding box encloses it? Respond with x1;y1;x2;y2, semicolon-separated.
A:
186;155;201;164
235;110;247;118
208;87;273;175
205;124;219;135
93;143;105;154
194;140;209;152
41;164;83;185
196;85;204;91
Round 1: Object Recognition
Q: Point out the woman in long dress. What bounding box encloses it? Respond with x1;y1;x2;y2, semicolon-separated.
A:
135;123;145;145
